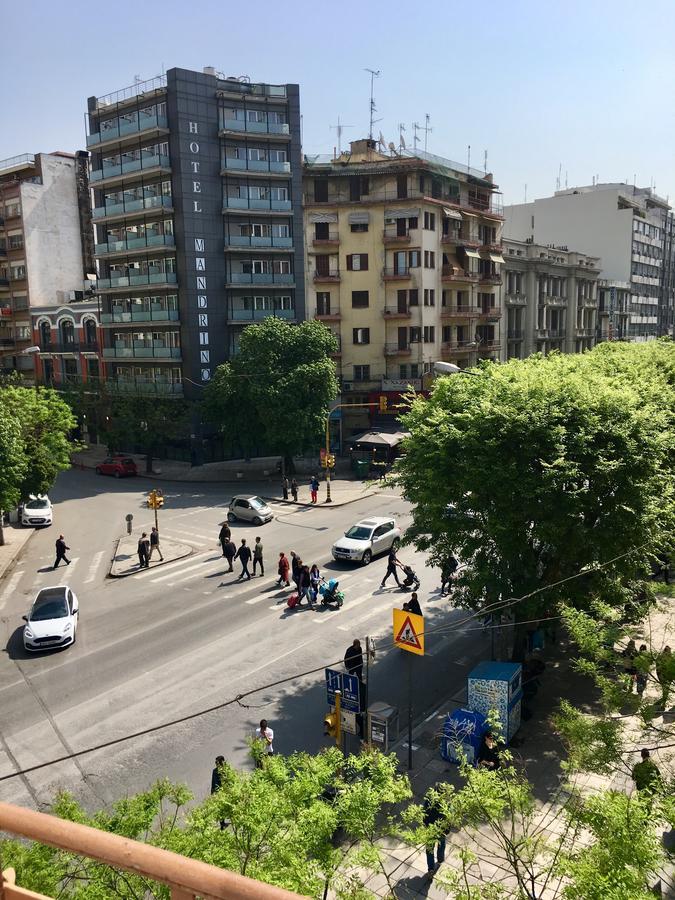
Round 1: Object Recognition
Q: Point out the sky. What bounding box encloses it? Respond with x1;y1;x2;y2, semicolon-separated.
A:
3;0;675;206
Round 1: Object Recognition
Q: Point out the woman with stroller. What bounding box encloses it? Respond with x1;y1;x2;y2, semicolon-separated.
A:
309;563;321;604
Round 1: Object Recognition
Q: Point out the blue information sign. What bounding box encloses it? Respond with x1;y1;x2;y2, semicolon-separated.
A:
325;668;361;713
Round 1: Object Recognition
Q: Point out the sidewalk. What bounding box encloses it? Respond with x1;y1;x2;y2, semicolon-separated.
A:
109;534;194;577
0;525;35;583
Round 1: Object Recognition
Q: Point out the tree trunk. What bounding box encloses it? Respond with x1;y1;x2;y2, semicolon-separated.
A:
284;454;295;475
145;451;154;475
0;513;5;547
511;621;529;662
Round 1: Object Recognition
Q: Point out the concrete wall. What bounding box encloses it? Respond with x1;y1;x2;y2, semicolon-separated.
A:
22;154;85;306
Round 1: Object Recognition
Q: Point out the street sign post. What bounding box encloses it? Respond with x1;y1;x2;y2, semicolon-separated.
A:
340;710;357;735
393;608;425;770
325;668;361;713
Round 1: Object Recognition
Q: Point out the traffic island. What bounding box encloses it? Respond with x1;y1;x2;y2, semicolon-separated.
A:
109;534;194;577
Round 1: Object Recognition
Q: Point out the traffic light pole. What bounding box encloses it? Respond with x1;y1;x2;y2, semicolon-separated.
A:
324;400;387;503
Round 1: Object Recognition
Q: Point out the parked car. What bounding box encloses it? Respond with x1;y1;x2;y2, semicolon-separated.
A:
227;495;273;526
23;586;79;652
95;455;138;478
21;495;53;528
332;517;401;565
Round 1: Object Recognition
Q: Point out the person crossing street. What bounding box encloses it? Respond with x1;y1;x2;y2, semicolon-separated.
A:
380;546;402;588
53;535;71;569
253;536;264;577
234;538;252;580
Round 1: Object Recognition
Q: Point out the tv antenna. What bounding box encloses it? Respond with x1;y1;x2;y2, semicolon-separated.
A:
398;122;407;152
364;68;381;140
330;116;354;155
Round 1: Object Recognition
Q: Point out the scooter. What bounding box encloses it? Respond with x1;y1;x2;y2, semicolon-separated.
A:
401;565;420;590
318;577;345;609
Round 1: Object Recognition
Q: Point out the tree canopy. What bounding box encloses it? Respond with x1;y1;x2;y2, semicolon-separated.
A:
394;341;675;657
202;318;338;467
105;394;190;473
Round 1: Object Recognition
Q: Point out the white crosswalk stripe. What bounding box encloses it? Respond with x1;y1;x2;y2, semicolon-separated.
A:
149;555;224;585
0;570;25;611
57;558;79;581
84;551;106;584
132;550;213;580
337;597;396;631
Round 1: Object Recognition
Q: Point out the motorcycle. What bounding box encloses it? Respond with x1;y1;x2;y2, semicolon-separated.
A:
401;565;420;590
318;576;344;609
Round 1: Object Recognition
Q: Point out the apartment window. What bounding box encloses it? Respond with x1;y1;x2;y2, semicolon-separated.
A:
408;216;418;230
247;109;266;123
353;365;370;382
410;363;420;378
314;179;328;203
408;289;419;306
316;292;331;315
409;326;421;343
424;251;436;269
409;250;421;268
424;289;435;306
11;265;26;280
397;174;408;199
423;325;436;343
270;187;288;201
270;148;287;163
351;222;368;232
419;175;425;194
346;253;368;271
442;325;452;342
424;211;436;231
350;175;370;201
399;364;408;379
8;234;24;250
315;222;329;240
351;291;369;308
353;327;370;345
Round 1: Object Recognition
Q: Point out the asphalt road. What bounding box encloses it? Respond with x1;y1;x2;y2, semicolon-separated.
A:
0;468;488;811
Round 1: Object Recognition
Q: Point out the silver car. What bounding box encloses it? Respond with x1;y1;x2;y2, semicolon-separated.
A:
227;495;273;526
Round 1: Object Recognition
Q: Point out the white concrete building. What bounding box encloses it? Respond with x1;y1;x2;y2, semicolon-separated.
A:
504;183;670;341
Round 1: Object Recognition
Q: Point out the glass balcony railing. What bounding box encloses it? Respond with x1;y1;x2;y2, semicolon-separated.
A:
87;115;169;146
95;235;175;255
226;235;293;249
101;308;179;324
228;272;294;285
97;272;177;289
223;197;292;211
221;157;291;174
106;378;184;396
103;344;181;359
90;154;171;182
228;308;295;321
220;119;290;135
93;195;172;219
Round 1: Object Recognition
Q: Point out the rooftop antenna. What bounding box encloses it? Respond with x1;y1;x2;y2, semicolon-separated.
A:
412;122;421;151
467;144;471;172
134;74;142;84
524;184;528;203
556;162;562;191
565;170;568;189
330;116;353;155
423;114;432;152
364;68;381;140
398;122;407;152
484;150;488;175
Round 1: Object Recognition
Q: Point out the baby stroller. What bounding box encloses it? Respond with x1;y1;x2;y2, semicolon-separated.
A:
318;577;345;609
401;565;420;590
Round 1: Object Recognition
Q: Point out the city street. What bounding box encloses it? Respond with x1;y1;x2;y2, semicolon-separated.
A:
0;469;488;812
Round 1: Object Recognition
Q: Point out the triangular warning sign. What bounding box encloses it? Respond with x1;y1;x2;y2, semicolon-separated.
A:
395;615;422;650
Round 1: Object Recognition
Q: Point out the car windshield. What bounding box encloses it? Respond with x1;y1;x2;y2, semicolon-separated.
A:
250;498;267;509
26;499;49;509
345;526;374;541
31;597;68;620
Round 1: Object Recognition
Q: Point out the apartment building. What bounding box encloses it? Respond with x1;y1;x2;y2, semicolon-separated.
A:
303;139;503;438
32;299;102;389
504;183;673;342
502;239;600;359
597;280;630;342
0;152;93;379
86;67;304;399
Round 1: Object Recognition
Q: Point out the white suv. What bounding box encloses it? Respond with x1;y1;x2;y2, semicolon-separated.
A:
21;495;53;527
332;517;401;565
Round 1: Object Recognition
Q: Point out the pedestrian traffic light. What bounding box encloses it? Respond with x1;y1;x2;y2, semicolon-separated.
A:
379;395;388;413
324;710;340;742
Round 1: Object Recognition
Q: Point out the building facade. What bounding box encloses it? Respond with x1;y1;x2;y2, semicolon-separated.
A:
86;67;304;400
504;183;673;342
0;152;92;379
502;239;600;359
597;280;630;343
303;140;503;438
32;299;102;388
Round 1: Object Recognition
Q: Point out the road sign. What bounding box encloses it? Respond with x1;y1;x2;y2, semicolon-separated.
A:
125;514;133;522
325;668;361;713
340;709;357;735
393;608;425;656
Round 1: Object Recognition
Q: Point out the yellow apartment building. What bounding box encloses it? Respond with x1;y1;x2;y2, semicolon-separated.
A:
303;139;503;441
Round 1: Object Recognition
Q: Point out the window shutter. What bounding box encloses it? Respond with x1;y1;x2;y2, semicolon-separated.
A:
346;255;353;271
361;254;368;271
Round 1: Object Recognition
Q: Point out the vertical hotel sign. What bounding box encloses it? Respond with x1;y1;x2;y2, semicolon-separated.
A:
187;119;210;383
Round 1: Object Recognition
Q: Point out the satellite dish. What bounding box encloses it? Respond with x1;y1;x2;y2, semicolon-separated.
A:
388;142;397;154
400;134;407;149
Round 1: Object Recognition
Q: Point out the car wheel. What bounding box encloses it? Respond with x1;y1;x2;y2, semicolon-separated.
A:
114;470;121;478
252;516;263;526
227;512;236;523
362;549;372;566
391;537;401;550
95;467;102;475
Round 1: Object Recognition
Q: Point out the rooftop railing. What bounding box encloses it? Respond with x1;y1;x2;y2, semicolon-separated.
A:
0;154;35;174
95;75;167;110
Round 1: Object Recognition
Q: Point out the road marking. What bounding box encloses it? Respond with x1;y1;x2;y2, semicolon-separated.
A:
132;550;211;580
149;555;222;584
0;570;25;611
84;551;105;584
337;596;394;631
58;558;79;581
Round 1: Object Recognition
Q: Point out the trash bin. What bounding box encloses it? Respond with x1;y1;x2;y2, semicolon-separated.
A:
352;458;371;479
367;701;399;753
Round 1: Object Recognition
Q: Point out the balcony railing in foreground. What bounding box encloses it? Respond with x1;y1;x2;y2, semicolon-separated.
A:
0;800;303;900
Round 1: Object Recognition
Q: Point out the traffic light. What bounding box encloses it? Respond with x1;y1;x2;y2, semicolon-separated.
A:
326;453;335;468
147;490;164;510
379;395;388;413
324;710;340;742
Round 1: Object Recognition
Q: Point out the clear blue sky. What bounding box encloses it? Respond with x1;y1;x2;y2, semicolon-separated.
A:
3;0;675;205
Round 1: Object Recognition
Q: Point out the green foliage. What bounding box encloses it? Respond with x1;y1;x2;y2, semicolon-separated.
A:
552;700;625;775
202;317;338;463
106;395;190;471
0;411;27;513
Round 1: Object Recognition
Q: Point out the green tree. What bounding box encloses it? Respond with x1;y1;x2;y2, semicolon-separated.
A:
0;410;28;546
202;318;338;471
105;395;190;474
395;343;675;659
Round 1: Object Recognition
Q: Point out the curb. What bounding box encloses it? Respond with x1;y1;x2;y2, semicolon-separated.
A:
0;527;36;585
108;537;194;578
260;492;377;509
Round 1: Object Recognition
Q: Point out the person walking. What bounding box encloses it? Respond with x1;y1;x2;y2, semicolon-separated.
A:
234;538;252;580
622;639;638;692
137;532;150;569
344;638;364;681
53;534;71;569
211;755;225;794
252;536;264;577
277;551;290;587
282;476;289;501
440;554;458;595
422;788;448;878
291;478;299;502
310;475;319;504
309;563;321;603
223;538;236;572
297;564;312;605
635;644;650;697
631;748;662;794
148;526;164;562
218;522;231;555
656;646;674;709
254;718;274;768
291;551;302;591
380;547;402;588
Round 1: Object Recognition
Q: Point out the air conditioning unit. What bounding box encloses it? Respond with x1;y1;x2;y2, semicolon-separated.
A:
67;291;77;301
341;382;353;392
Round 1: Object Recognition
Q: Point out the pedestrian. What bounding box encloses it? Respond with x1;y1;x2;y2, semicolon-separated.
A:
223;538;236;572
277;551;290;587
440;554;458;595
656;646;674;709
635;644;650;696
253;536;264;577
211;754;228;830
234;538;252;580
310;475;319;504
344;638;364;680
380;546;402;588
254;718;274;768
148;526;164;562
218;522;231;555
291;477;299;502
298;564;312;605
621;640;638;692
631;748;662;794
404;591;422;617
291;551;302;591
422;788;448;878
309;563;321;603
53;534;71;569
282;476;289;501
477;732;501;770
137;532;150;569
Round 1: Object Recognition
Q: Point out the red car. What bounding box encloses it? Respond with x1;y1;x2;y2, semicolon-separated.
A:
95;455;138;478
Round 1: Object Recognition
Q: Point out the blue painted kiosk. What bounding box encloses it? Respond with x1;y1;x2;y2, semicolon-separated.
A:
467;661;522;744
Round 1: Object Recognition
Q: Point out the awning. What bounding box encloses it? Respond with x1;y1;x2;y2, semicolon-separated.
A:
385;207;420;219
351;430;408;448
309;213;337;224
348;211;370;224
442;207;462;220
462;211;479;218
464;249;481;259
489;253;505;264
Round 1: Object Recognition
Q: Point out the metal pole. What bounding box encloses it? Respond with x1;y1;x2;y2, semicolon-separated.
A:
334;690;342;749
325;411;332;503
407;653;413;770
154;500;159;533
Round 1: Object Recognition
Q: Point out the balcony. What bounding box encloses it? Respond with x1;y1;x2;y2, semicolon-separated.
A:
103;343;182;359
315;307;341;321
441;305;480;319
478;272;502;285
221;157;291;176
223;197;292;212
383;306;412;319
481;242;504;253
575;327;594;337
383;229;411;245
383;267;412;281
459;234;482;249
505;292;527;306
539;294;567;307
87;114;169;147
0;336;15;346
384;343;412;356
477;305;502;319
477;341;502;353
227;272;295;286
227;235;293;250
41;342;99;354
312;232;340;248
95;234;175;257
507;329;524;340
93;195;173;220
0;246;6;258
219;118;290;136
97;272;177;290
227;308;295;322
313;269;340;283
106;378;184;396
90;154;171;184
536;328;565;339
441;266;478;283
0;277;9;288
101;308;179;325
441;341;477;356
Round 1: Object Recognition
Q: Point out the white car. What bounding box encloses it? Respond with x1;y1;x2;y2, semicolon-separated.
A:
23;586;79;652
332;517;401;565
21;495;52;527
227;495;274;526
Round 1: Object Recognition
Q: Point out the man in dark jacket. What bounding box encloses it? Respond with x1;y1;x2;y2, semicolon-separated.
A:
477;732;501;770
53;535;71;569
344;639;364;680
137;533;150;569
380;547;401;588
218;523;231;555
234;538;252;580
211;755;227;830
403;592;422;617
423;788;448;876
223;539;236;572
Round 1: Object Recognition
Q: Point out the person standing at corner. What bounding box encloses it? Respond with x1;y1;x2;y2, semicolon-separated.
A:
291;477;299;502
137;532;150;569
344;638;364;681
252;536;264;577
53;534;71;569
254;718;274;768
310;475;320;504
218;522;231;556
380;546;402;588
234;538;252;580
149;526;164;562
282;476;289;501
